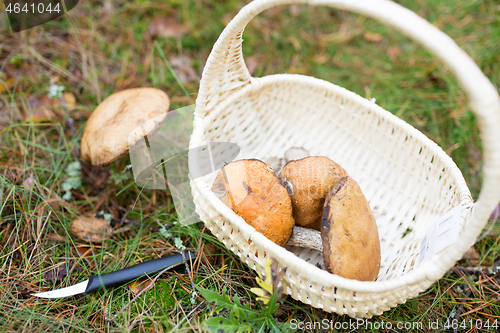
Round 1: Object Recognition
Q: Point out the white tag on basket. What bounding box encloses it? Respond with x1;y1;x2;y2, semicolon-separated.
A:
418;206;462;264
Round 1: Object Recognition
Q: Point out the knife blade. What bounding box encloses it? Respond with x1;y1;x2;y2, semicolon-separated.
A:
32;251;194;299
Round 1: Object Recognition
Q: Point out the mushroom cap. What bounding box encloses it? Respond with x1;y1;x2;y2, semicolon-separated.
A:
321;176;381;281
81;88;169;166
212;159;295;246
279;156;348;230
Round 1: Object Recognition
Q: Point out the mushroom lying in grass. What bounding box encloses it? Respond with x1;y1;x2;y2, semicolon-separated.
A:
279;156;348;230
211;159;295;246
81;87;170;166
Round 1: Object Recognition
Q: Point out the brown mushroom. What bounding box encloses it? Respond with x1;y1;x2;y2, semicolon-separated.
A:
81;88;169;166
279;156;348;230
211;159;295;246
321;176;381;281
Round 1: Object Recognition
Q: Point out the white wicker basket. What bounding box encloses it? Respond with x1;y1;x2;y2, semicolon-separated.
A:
190;0;500;318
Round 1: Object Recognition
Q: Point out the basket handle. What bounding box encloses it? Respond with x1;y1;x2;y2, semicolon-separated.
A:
196;0;500;266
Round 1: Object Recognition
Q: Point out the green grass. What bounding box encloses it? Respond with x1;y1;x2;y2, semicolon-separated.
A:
1;0;500;331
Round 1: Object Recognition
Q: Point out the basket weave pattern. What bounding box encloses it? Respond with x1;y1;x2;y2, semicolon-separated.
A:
190;0;500;318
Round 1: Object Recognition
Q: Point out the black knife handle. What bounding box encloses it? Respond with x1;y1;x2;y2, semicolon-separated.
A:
84;251;194;294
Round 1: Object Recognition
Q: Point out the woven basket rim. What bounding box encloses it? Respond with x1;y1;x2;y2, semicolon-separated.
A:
190;74;474;293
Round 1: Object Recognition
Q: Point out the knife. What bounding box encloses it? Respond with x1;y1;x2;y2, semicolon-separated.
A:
32;251;194;299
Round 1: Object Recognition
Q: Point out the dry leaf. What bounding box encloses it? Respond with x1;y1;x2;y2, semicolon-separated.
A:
387;46;403;60
0;78;15;93
170;55;199;83
61;92;76;108
263;5;286;17
22;92;76;122
313;53;329;65
290;4;302;17
149;15;187;38
464;246;480;264
222;12;233;25
45;262;80;282
24;95;55;122
363;32;383;43
202;243;225;266
74;244;97;268
49;76;60;84
46;234;68;242
69;215;113;243
202;243;217;266
129;277;155;295
23;175;36;187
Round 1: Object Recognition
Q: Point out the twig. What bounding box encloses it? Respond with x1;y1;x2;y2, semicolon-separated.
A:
169;302;204;332
452;266;500;276
183;251;196;293
453;288;472;333
163;304;205;313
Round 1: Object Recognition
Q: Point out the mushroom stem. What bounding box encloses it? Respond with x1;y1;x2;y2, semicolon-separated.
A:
286;226;323;252
285;147;310;163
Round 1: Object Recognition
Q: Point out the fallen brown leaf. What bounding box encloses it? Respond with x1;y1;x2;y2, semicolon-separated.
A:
202;243;225;267
69;215;113;243
313;53;329;65
45;261;80;282
149;15;187;38
170;55;199;83
0;78;15;93
222;12;235;25
22;92;76;122
363;32;383;43
290;4;302;17
464;245;481;264
387;46;403;60
61;92;76;108
129;277;155;295
46;234;68;242
24;95;55;122
74;244;97;268
318;23;363;46
23;175;36;187
263;5;286;17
